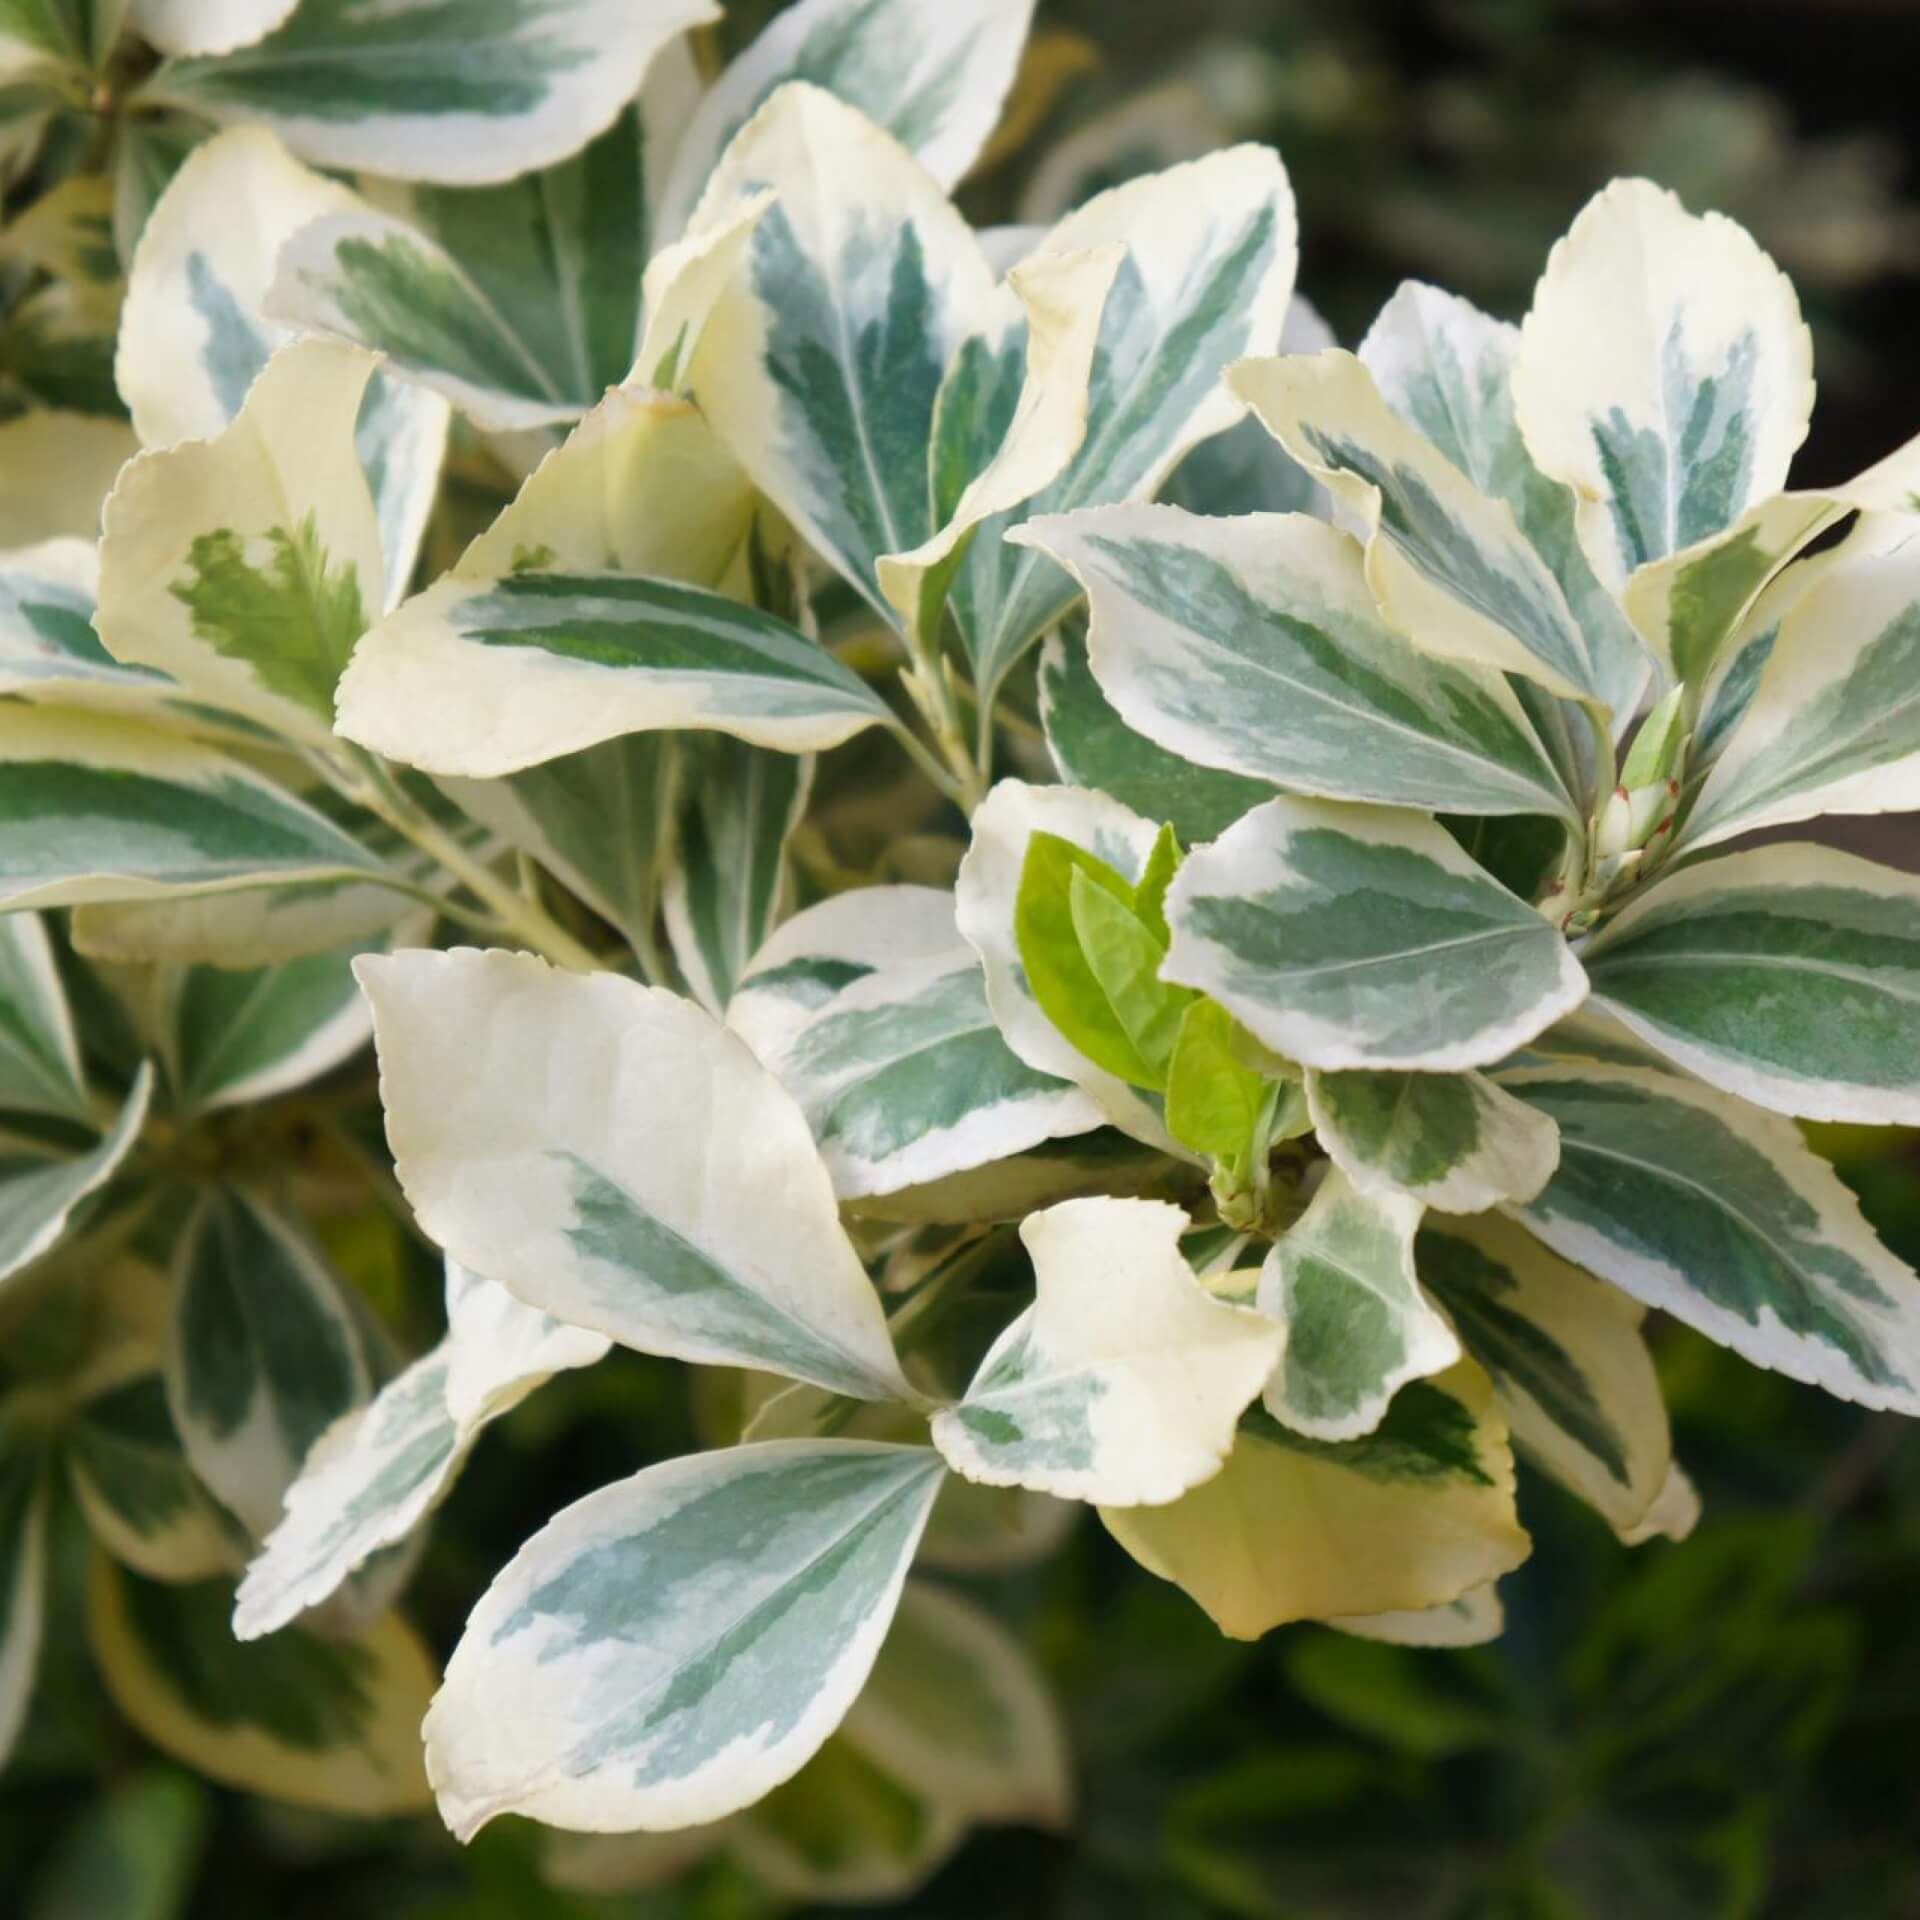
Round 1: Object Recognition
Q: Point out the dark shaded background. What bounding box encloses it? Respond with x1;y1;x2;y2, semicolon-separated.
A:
8;4;1920;1916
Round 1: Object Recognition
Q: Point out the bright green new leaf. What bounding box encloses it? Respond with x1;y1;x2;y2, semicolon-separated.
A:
929;1197;1284;1505
1067;865;1192;1083
1164;998;1277;1165
1162;796;1588;1071
1259;1167;1459;1441
423;1439;945;1837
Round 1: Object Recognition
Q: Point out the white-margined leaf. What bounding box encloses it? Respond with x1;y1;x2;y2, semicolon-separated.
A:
138;0;716;185
1618;1462;1701;1546
1258;1167;1458;1442
96;336;385;742
88;1555;435;1814
1679;519;1920;851
1500;1062;1920;1413
655;0;1035;244
735;885;1101;1202
1037;626;1268;845
0;411;138;550
1418;1213;1671;1538
424;1438;945;1837
65;1368;240;1583
877;243;1122;647
0;538;167;709
115;126;449;610
443;735;678;968
1583;844;1920;1125
1512;177;1814;587
1101;1361;1530;1638
0;708;398;914
1328;1582;1505;1650
955;779;1175;1150
0;1061;151;1285
0;1454;45;1771
234;1264;609;1640
689;84;997;622
1307;1067;1560;1214
266;96;667;432
166;1186;372;1537
0;909;89;1122
1162;796;1588;1071
841;1578;1071;1829
664;736;812;1015
359;948;914;1402
930;1197;1283;1505
157;919;409;1115
952;145;1298;703
1230;351;1645;718
129;0;297;56
337;566;892;777
1016;504;1580;823
1358;278;1651;730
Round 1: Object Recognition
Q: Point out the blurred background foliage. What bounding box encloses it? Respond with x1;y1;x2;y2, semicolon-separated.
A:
4;1;1918;1914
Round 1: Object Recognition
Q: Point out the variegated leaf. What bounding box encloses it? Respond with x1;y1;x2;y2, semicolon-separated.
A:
0;708;397;914
0;1061;151;1285
1037;625;1267;845
1359;278;1651;731
88;1555;435;1814
1513;178;1814;586
1259;1167;1458;1441
138;0;715;184
234;1264;608;1640
841;1578;1071;1829
877;243;1122;646
424;1438;945;1837
96;336;384;741
1101;1361;1530;1638
930;1197;1283;1505
65;1369;239;1582
166;1186;372;1537
130;0;298;56
953;145;1298;702
1680;518;1920;851
1583;844;1920;1125
0;537;167;710
1230;350;1644;718
1016;504;1580;822
1501;1062;1920;1412
664;736;811;1015
0;908;89;1121
359;948;914;1401
689;83;997;622
1307;1067;1560;1214
115;126;449;610
654;0;1035;243
734;885;1100;1202
955;779;1175;1149
1162;797;1588;1071
266;98;665;431
1329;1582;1505;1650
157;920;407;1114
1418;1213;1670;1538
0;1454;46;1771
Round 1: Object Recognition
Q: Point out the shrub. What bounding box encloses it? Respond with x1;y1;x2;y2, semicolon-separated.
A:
1;0;1918;1902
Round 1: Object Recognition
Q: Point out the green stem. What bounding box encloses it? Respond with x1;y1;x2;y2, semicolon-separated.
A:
322;749;603;972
